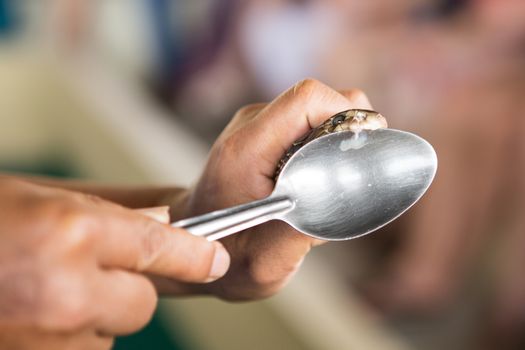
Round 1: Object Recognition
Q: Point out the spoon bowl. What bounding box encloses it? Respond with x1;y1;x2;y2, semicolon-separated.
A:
173;129;437;241
274;129;437;240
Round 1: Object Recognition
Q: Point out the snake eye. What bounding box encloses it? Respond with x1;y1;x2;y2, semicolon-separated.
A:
331;114;346;126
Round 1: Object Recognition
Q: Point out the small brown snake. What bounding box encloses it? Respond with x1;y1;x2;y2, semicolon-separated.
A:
275;109;387;179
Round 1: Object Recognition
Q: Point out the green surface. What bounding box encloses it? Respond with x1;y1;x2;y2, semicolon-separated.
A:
113;311;189;350
0;158;81;178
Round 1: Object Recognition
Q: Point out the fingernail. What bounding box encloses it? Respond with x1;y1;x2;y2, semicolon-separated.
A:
207;243;230;282
135;206;170;223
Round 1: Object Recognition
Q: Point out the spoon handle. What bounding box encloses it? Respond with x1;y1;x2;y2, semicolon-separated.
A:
171;196;294;241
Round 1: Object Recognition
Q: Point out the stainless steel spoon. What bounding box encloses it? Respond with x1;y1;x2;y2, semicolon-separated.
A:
172;129;437;241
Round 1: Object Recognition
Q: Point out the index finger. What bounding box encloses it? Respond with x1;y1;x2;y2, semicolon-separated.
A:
95;208;230;283
242;79;372;177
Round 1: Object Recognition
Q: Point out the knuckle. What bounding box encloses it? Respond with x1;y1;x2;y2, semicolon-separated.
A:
216;133;241;165
345;88;366;101
292;78;324;100
46;202;95;252
25;198;96;260
234;103;265;119
220;103;266;141
136;222;166;270
60;217;94;252
221;133;237;152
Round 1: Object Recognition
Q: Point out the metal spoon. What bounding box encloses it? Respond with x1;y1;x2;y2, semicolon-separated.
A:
172;129;437;241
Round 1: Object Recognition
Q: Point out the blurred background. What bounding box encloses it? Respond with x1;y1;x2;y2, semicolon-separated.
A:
1;0;524;349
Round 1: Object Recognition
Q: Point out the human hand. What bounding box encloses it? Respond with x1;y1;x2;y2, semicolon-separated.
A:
0;178;229;349
160;79;375;300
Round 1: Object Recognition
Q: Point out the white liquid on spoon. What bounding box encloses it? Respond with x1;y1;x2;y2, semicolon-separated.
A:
339;130;367;151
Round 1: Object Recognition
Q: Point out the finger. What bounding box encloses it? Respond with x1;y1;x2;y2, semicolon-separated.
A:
134;206;170;223
94;270;157;336
242;79;367;177
339;89;373;109
94;209;230;283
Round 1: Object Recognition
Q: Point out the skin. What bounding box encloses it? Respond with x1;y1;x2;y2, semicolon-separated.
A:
0;79;372;348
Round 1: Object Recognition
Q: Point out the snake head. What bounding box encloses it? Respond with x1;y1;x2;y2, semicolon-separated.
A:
332;109;387;133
